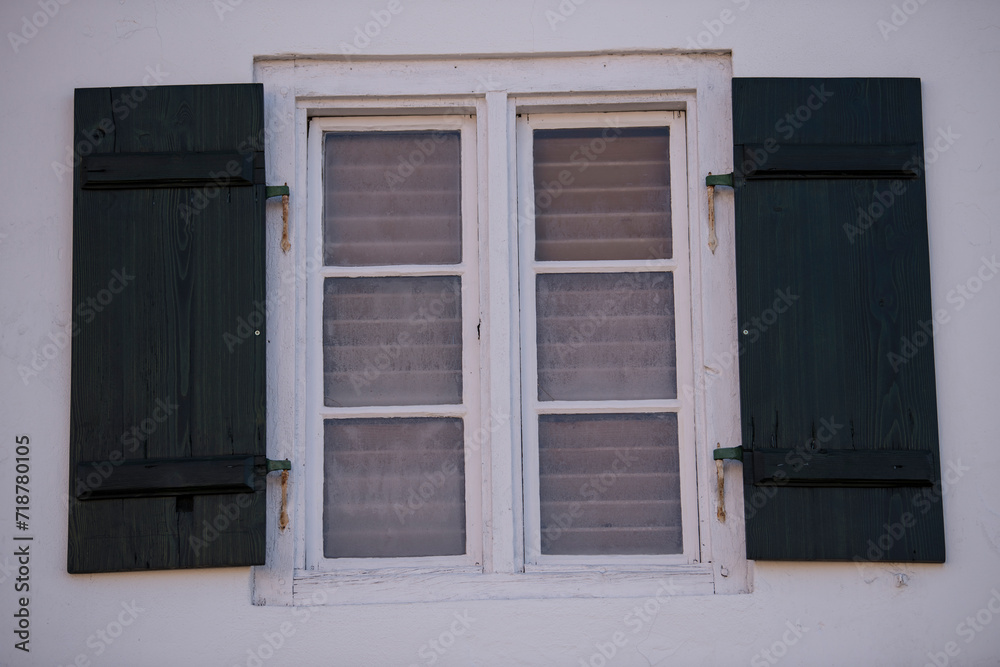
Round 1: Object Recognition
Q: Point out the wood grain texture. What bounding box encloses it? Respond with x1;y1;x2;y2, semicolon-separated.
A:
732;78;944;562
69;84;266;573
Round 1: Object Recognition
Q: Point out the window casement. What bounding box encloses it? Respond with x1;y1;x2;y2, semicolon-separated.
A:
516;112;700;568
305;109;700;581
306;115;484;570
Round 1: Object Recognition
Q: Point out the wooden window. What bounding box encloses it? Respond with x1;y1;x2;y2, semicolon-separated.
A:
256;54;742;604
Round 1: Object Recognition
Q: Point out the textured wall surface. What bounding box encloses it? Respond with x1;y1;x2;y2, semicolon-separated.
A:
1;0;998;665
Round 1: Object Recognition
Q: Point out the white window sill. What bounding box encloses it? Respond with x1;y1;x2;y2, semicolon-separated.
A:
291;565;717;606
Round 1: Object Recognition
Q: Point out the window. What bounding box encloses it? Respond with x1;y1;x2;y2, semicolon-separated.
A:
66;58;942;602
306;106;701;576
258;53;743;604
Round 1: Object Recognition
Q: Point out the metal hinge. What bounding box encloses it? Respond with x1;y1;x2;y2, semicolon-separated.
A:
705;172;734;254
266;458;291;472
265;458;292;532
265;183;291;253
713;444;743;523
712;446;744;462
705;173;734;187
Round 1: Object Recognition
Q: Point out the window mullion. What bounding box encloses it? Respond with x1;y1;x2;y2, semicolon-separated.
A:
481;91;519;574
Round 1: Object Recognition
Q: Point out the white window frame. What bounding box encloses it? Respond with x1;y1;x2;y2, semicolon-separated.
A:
305;115;484;573
253;53;747;606
517;111;699;569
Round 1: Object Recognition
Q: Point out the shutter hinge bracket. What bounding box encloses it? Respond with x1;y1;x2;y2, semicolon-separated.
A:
266;458;291;472
712;446;743;461
705;173;734;187
705;173;734;255
713;444;744;523
266;183;291;254
265;458;292;531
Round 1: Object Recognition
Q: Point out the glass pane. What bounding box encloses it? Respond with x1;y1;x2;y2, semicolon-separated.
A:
538;413;681;555
536;272;676;400
324;131;462;266
324;418;465;558
533;127;671;261
324;276;462;407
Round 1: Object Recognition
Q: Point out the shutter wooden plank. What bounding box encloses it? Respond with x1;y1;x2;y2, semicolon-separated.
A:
69;84;266;574
181;167;266;568
69;88;141;573
733;78;945;562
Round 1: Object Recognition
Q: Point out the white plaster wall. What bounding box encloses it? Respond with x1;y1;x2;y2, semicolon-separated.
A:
1;0;999;665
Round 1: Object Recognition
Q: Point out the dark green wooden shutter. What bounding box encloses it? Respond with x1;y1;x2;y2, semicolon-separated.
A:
69;84;267;573
733;78;945;562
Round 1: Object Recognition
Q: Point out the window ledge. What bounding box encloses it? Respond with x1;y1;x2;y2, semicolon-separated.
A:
291;565;716;606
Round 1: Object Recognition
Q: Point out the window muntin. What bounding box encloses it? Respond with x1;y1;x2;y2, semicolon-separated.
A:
308;116;482;567
518;112;699;565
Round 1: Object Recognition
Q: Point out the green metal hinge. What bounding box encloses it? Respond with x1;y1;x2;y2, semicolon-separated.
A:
265;184;290;199
706;173;734;187
266;459;291;472
713;447;744;462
